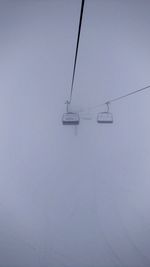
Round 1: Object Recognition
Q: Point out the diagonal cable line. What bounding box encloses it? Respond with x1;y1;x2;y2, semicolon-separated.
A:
68;0;85;104
79;84;150;113
107;84;150;104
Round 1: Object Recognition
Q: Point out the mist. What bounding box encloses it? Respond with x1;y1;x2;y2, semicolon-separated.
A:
0;0;150;266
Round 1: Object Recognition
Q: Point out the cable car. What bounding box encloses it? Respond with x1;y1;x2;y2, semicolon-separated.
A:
62;112;80;125
97;111;113;123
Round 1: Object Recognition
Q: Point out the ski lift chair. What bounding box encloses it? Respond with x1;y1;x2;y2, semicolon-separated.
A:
97;102;113;123
62;112;80;125
62;100;80;125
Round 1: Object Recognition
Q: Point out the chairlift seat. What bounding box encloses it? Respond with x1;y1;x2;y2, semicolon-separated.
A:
62;112;80;125
97;112;113;123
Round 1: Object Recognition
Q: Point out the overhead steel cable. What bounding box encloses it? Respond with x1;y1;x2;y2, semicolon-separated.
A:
68;0;85;104
79;84;150;113
106;84;150;104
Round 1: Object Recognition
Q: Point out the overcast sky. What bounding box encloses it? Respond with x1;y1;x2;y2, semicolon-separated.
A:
0;0;150;266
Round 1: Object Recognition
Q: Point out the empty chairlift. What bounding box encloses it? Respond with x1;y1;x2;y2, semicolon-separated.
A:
62;112;80;125
97;102;113;123
62;101;80;125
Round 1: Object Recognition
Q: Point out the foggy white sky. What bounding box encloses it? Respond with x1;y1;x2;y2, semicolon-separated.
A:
0;0;150;266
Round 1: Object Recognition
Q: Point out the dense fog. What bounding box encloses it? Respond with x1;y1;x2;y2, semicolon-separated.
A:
0;0;150;266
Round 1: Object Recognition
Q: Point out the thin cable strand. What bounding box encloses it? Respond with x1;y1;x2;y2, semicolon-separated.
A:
79;84;150;113
69;0;85;104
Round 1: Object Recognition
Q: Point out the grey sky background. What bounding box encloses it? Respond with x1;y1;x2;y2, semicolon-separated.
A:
0;0;150;266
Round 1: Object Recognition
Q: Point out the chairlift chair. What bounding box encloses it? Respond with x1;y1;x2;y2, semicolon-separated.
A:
62;112;80;125
62;100;80;125
97;102;113;124
97;111;113;123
